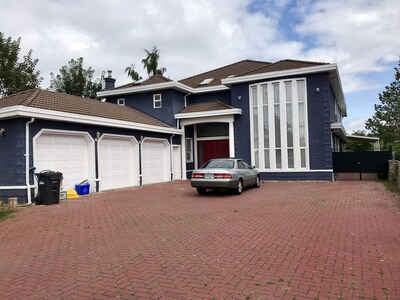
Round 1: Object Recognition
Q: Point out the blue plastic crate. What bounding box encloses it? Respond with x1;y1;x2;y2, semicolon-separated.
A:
75;184;90;195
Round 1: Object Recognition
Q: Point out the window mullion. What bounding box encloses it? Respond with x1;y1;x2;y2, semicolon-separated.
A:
280;83;288;170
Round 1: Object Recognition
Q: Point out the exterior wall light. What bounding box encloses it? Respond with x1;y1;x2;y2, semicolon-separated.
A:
0;128;5;136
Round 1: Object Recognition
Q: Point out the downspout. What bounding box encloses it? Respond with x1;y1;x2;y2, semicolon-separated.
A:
170;134;175;181
25;118;35;204
184;93;190;108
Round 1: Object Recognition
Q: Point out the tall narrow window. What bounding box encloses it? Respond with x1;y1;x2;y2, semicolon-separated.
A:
251;86;259;168
297;80;306;168
185;138;193;162
250;78;308;171
273;83;281;169
262;85;270;168
285;82;294;168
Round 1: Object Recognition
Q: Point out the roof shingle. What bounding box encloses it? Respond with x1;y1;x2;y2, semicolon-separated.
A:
178;101;234;114
179;60;271;88
0;89;172;128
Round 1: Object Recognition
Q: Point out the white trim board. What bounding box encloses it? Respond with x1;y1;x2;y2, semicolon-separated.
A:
0;106;182;135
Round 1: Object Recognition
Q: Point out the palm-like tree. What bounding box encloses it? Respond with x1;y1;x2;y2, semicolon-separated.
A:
141;45;167;76
125;64;142;81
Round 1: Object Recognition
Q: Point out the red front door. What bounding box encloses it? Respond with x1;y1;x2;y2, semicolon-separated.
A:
197;139;229;167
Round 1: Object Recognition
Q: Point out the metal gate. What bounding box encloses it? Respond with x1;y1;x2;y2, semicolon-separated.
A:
333;151;392;179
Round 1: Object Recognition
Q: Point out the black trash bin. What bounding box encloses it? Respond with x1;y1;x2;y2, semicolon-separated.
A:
35;171;63;205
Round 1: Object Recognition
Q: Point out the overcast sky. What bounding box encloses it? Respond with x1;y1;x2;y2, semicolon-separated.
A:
1;0;399;133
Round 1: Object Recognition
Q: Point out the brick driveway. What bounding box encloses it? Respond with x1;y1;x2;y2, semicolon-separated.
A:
1;180;400;299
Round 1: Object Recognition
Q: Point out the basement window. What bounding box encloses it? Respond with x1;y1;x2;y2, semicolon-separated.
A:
117;98;125;106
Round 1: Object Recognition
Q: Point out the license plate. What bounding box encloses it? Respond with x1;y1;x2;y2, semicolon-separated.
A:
205;173;214;179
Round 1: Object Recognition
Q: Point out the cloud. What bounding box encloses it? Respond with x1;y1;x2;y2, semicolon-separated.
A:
0;0;398;97
294;0;400;92
344;118;368;133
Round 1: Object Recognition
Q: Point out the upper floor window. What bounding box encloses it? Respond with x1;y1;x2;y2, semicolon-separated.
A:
250;78;309;171
117;98;125;106
153;94;162;108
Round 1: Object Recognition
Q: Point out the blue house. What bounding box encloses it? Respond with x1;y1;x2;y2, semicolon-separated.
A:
98;59;347;181
0;59;347;204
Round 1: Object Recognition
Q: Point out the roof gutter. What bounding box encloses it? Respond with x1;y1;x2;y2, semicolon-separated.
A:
0;106;183;135
175;108;242;119
96;82;230;98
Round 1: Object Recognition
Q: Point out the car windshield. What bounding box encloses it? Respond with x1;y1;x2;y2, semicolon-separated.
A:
201;160;234;169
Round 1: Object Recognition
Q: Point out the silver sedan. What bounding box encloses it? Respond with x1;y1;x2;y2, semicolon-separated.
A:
190;158;260;195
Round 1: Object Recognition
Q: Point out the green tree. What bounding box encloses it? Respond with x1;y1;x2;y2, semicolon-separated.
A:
141;45;167;76
125;63;142;81
366;59;400;152
49;57;103;99
0;32;42;98
346;130;374;151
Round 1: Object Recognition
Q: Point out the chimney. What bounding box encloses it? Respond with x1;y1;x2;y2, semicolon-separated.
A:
104;70;116;90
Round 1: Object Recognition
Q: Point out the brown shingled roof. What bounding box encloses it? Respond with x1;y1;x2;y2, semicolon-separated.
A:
238;59;329;76
179;60;271;88
178;101;234;114
112;75;172;90
0;89;172;128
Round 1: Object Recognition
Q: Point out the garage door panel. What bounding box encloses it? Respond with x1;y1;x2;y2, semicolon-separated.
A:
35;133;93;191
142;140;170;185
98;137;138;191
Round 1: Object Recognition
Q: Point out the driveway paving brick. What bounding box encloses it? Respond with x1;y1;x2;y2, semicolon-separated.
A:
0;180;400;299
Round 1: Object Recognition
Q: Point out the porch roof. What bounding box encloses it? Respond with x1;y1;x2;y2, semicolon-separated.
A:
174;101;242;119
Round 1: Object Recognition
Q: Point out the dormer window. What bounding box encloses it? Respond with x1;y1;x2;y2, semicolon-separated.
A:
117;98;125;106
199;78;214;86
153;94;162;108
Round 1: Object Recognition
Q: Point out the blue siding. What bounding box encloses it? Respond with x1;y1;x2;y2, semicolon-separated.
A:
187;91;231;105
260;172;332;181
306;73;333;170
107;89;185;126
0;119;27;203
230;83;252;163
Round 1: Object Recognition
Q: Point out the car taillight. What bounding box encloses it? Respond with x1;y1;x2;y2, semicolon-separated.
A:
192;173;204;178
214;173;232;179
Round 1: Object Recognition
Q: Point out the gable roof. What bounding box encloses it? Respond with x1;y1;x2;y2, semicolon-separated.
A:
0;89;180;133
179;60;271;88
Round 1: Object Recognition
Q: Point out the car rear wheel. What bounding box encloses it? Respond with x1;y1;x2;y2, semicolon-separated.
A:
234;179;243;195
253;175;260;188
197;188;206;194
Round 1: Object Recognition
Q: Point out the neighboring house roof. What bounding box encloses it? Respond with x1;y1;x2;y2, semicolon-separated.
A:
178;100;234;114
179;60;271;88
112;75;172;90
0;89;179;132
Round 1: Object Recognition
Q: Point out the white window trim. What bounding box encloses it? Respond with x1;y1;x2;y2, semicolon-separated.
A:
153;94;162;108
249;78;309;172
117;98;125;106
185;138;193;163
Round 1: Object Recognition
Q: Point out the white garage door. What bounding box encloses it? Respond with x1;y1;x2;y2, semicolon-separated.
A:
142;139;170;185
34;131;94;191
98;135;139;191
